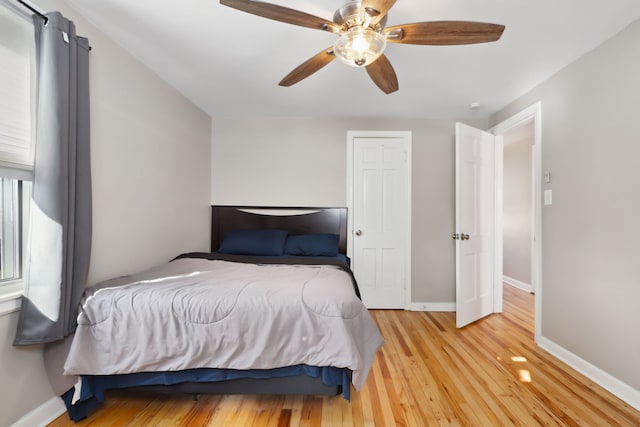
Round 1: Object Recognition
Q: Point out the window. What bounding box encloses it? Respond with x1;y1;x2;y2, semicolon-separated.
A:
1;178;22;281
0;2;35;305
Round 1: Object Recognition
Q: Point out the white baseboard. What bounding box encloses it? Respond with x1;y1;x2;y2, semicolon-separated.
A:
503;275;533;293
11;396;66;427
409;302;455;312
538;336;640;411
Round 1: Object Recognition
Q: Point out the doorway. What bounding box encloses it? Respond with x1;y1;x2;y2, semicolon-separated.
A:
491;102;542;342
502;119;535;293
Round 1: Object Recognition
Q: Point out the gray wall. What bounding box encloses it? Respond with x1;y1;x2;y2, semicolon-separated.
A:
212;117;486;303
0;313;54;427
0;0;212;425
490;19;640;391
503;135;533;285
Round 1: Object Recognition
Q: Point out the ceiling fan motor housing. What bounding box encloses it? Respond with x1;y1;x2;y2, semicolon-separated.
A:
333;1;387;32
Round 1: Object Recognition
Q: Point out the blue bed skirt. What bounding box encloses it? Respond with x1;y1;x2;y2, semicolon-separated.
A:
61;365;351;421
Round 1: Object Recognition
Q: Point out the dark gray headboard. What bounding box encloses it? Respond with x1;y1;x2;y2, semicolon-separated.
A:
211;206;348;255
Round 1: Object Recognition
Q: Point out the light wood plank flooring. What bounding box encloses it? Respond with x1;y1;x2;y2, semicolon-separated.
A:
49;285;640;426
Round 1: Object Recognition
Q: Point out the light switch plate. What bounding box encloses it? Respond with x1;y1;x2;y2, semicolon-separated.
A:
544;189;553;205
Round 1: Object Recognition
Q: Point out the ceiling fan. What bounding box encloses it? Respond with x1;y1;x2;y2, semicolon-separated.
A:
220;0;505;94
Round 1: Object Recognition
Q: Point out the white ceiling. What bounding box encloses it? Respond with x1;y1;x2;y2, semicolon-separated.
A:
62;0;640;119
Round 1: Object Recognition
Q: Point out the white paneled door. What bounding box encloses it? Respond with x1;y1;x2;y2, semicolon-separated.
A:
350;133;411;309
455;123;499;328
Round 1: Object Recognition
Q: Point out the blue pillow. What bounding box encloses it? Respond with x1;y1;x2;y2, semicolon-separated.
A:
218;229;288;256
284;234;340;257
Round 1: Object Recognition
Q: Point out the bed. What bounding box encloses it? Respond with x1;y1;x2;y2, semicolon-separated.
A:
61;206;384;421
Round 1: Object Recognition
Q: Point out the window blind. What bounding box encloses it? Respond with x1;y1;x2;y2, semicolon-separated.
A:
0;4;34;172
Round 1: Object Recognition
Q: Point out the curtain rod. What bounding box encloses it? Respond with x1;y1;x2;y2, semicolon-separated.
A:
16;0;48;23
14;0;93;51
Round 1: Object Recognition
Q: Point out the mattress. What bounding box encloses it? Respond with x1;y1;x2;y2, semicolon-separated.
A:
64;254;383;390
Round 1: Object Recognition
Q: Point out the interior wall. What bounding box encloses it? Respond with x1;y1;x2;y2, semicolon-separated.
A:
0;312;54;427
0;1;212;425
490;19;640;393
503;133;533;286
211;116;487;304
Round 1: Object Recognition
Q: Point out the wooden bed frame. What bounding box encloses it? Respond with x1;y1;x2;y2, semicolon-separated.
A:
141;206;351;398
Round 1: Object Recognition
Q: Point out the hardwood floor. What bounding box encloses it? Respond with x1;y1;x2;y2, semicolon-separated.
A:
49;285;640;426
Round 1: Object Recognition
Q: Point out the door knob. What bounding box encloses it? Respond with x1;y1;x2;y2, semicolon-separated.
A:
461;233;470;240
355;230;362;236
452;233;459;240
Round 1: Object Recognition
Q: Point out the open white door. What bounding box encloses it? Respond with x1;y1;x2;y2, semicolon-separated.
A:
455;123;497;328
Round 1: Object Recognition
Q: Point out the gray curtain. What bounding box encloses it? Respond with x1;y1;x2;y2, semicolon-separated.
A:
14;12;92;345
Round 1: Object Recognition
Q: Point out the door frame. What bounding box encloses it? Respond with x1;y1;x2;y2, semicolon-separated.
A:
490;101;542;342
346;130;412;310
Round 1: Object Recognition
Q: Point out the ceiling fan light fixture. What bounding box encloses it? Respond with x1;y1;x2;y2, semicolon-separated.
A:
333;27;386;67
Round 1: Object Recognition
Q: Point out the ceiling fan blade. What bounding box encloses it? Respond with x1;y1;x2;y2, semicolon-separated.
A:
361;0;397;26
365;54;398;94
385;21;505;45
279;47;336;87
220;0;338;33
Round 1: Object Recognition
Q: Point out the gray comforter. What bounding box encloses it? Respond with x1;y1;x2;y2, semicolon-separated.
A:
64;256;383;390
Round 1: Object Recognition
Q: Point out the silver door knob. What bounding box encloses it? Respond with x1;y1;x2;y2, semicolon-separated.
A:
355;230;362;236
452;233;459;240
461;233;470;240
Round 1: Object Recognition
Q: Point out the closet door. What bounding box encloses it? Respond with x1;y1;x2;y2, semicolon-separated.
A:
349;132;411;309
